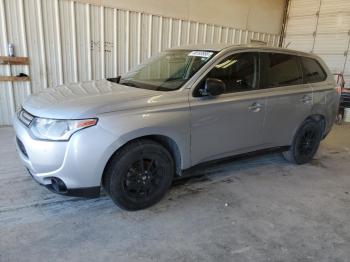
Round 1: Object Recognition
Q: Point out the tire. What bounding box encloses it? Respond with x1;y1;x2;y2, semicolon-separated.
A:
283;120;323;164
103;139;174;211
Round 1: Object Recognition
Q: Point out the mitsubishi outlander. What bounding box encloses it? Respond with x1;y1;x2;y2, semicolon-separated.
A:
14;44;339;210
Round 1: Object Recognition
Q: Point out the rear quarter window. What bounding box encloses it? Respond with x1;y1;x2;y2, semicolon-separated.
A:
301;57;327;83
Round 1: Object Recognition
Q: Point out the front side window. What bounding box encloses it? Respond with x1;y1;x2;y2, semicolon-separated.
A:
265;53;302;88
116;50;215;91
301;57;327;83
197;52;259;95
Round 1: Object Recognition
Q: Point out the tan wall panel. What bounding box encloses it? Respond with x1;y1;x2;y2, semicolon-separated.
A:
74;0;285;34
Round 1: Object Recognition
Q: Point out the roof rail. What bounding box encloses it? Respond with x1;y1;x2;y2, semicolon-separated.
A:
250;39;268;46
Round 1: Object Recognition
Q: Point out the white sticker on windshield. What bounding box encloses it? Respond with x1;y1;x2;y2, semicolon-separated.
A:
188;51;213;58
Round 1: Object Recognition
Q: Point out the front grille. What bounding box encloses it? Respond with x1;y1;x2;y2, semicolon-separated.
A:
16;137;28;158
18;109;34;127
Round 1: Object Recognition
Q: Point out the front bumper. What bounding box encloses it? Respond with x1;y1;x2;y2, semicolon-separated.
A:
26;168;100;198
13;113;120;198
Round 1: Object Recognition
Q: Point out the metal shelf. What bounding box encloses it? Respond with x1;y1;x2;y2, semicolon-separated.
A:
0;56;29;65
0;76;30;82
0;56;30;82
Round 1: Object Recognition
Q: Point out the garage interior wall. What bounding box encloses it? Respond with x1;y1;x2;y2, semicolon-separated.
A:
0;0;284;125
76;0;286;35
283;0;350;87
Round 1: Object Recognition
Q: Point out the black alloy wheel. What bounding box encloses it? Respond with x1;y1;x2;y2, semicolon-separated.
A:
123;158;163;201
283;120;323;164
103;139;174;210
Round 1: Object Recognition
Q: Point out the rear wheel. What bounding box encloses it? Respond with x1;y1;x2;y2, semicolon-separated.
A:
103;139;174;210
283;120;323;164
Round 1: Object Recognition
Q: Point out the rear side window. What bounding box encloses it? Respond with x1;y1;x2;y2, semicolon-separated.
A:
301;57;327;83
265;53;302;88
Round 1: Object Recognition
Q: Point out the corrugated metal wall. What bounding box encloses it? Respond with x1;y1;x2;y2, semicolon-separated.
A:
283;0;350;87
0;0;281;125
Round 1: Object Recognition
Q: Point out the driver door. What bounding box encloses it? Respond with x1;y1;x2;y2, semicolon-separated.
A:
189;52;267;166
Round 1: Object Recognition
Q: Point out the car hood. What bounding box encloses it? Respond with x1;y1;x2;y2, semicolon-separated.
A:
23;80;164;119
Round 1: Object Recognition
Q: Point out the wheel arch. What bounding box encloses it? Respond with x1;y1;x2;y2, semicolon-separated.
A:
101;134;183;188
305;114;326;135
140;134;182;176
289;114;326;145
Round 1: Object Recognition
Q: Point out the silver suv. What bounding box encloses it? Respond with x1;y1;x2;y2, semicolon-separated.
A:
14;44;339;210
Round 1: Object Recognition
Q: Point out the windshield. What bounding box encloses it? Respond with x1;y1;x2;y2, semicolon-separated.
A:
117;50;215;91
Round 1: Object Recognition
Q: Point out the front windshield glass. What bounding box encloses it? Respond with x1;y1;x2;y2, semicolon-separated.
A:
118;50;215;91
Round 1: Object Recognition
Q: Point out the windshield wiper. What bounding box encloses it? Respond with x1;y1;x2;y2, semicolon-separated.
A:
120;81;140;88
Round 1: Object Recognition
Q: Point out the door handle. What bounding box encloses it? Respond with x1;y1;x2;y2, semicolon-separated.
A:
248;102;263;112
300;95;312;104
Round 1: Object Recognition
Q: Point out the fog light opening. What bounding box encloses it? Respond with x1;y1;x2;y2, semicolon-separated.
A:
51;177;68;193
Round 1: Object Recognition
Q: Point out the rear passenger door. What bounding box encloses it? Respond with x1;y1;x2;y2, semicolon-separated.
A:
261;52;313;147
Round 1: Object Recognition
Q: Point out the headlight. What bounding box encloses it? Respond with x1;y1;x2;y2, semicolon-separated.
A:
30;118;97;141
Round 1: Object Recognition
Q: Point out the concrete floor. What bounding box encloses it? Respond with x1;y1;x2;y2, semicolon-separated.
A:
1;125;350;262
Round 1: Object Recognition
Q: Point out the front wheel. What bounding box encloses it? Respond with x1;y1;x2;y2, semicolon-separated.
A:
283;120;323;164
103;139;174;210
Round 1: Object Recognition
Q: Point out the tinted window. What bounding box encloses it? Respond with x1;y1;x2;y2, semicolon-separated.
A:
201;52;258;94
301;57;327;83
265;53;302;88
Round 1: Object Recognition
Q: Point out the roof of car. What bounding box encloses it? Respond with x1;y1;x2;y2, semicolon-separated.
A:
169;43;313;57
170;43;234;51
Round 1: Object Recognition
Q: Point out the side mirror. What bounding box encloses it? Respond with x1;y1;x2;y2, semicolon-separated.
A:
200;78;226;96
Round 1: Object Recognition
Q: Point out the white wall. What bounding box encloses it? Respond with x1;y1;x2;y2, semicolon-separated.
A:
283;0;350;87
77;0;286;34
